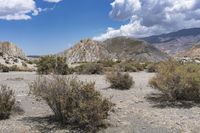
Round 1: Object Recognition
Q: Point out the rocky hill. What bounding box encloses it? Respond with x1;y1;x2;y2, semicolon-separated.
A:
103;37;169;62
60;39;111;63
0;41;35;71
141;28;200;55
0;41;26;59
60;37;169;64
178;43;200;58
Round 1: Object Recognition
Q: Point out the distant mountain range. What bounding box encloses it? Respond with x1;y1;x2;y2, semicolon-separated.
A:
141;28;200;55
59;37;169;64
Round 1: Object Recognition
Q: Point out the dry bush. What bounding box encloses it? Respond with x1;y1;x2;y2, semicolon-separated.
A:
114;62;138;72
2;66;9;72
30;76;113;131
146;63;158;73
97;60;118;68
74;63;104;74
0;64;9;72
132;62;147;71
150;60;200;101
106;71;134;90
9;65;21;71
37;56;71;75
0;85;15;120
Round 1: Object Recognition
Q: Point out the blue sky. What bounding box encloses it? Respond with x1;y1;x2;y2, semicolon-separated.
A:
0;0;124;55
1;0;200;55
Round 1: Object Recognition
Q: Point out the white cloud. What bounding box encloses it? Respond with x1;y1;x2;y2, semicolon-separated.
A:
94;0;200;40
0;0;63;20
0;0;40;20
44;0;62;3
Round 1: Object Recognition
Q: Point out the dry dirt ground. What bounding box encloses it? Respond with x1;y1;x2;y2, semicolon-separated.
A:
0;72;200;133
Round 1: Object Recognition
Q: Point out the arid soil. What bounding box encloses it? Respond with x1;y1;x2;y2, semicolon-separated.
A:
0;72;200;133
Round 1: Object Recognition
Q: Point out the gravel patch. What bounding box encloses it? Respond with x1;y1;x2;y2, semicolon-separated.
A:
0;72;199;132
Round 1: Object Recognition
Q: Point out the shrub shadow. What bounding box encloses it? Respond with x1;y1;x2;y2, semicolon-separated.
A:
146;92;200;109
20;116;85;133
20;115;108;133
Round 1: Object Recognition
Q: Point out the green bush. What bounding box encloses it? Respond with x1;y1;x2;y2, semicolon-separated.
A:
150;60;200;101
114;62;138;72
132;62;147;71
0;85;15;120
97;60;118;67
37;56;71;75
74;63;104;74
30;76;113;131
106;71;134;90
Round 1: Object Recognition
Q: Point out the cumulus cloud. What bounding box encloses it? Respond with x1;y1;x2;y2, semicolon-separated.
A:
94;0;200;40
0;0;40;20
0;0;63;20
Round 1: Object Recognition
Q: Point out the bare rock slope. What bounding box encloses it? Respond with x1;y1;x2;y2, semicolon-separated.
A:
178;43;200;58
141;28;200;55
0;41;35;70
60;37;169;64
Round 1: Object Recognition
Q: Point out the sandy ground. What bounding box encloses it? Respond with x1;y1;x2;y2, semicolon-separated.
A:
0;72;199;133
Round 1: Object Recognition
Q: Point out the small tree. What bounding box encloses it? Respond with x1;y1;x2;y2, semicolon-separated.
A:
37;56;70;75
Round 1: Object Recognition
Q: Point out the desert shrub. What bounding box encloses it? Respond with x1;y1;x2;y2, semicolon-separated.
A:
0;85;15;120
132;62;147;71
13;58;19;63
146;63;158;73
22;62;27;67
150;60;200;101
97;60;117;67
114;62;138;72
9;65;20;71
74;63;104;74
30;76;113;131
106;71;134;90
37;56;70;75
2;66;9;72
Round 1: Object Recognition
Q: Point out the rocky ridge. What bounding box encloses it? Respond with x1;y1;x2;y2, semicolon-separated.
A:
141;28;200;55
60;37;169;64
0;41;35;71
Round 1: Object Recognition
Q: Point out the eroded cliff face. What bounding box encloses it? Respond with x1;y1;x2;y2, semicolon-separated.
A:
59;37;169;64
60;39;111;64
0;42;26;59
0;41;36;71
